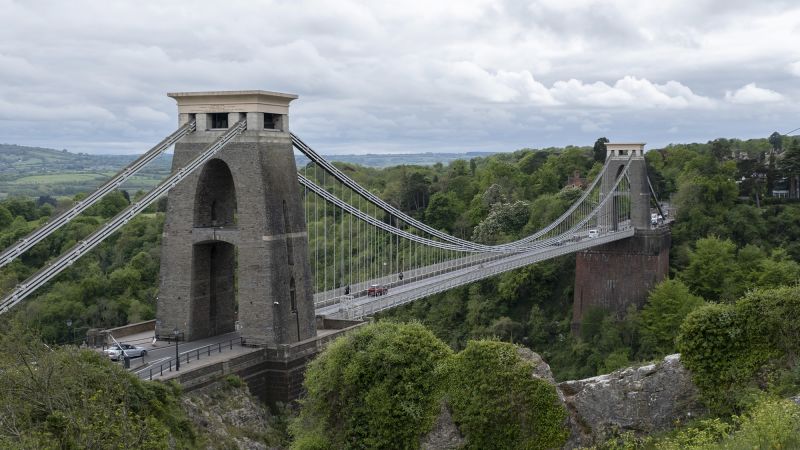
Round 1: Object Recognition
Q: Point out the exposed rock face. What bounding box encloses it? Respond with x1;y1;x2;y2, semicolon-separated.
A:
182;380;285;450
420;402;467;450
557;354;706;448
517;347;556;384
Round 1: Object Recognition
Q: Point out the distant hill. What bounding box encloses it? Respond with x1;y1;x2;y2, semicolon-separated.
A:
0;144;172;199
295;152;496;168
0;143;497;199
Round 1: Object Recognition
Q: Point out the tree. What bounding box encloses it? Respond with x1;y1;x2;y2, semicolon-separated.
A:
0;206;12;230
769;131;783;152
593;137;609;163
638;279;705;358
424;192;463;233
779;139;800;198
680;236;739;301
399;171;431;212
472;201;530;244
489;316;524;343
710;138;731;161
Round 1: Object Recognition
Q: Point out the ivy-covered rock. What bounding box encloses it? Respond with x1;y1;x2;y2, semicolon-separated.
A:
290;321;453;449
441;340;568;450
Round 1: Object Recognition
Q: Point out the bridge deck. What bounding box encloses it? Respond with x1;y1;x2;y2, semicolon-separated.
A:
316;227;636;319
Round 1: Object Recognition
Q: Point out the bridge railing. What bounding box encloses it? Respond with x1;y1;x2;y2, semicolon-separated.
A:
134;336;244;381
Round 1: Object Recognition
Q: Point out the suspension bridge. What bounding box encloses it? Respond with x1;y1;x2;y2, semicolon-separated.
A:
0;91;668;401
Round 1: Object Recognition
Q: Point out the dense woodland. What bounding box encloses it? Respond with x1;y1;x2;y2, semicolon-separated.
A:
1;134;800;447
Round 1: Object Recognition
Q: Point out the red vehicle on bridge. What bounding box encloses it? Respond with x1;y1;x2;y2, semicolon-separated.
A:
367;284;388;296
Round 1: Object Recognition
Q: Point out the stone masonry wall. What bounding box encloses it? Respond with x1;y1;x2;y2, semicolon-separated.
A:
572;228;670;333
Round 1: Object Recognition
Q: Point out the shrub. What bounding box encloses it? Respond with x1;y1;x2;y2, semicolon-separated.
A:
441;340;568;449
225;375;245;389
290;321;452;449
677;286;800;414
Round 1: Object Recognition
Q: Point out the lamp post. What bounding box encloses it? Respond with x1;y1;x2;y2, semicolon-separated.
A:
65;319;72;344
173;327;180;371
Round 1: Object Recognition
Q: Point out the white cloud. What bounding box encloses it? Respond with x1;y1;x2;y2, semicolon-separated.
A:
0;0;798;153
550;76;714;109
724;83;784;104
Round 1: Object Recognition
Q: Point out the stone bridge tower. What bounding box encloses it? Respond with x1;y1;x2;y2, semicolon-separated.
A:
156;91;316;346
572;143;670;334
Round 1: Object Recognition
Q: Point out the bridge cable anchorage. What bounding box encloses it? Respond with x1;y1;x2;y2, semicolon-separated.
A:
0;121;197;269
316;157;636;319
0;120;246;315
292;133;616;252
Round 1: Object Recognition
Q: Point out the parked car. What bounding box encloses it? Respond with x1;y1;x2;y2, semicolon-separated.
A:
105;343;147;361
588;229;599;238
367;284;388;296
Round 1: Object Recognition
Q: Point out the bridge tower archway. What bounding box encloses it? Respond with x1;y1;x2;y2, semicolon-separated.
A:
156;91;317;345
601;143;649;230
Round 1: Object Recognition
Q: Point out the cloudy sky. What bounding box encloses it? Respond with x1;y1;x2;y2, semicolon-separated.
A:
1;0;799;155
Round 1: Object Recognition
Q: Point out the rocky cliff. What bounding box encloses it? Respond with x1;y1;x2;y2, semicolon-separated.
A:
557;354;706;448
421;352;705;449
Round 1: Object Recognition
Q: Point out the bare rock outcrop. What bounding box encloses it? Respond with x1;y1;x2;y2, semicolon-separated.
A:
557;354;706;448
182;379;284;450
517;347;556;384
420;402;467;450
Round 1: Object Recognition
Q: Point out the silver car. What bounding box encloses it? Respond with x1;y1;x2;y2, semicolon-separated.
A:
105;343;147;361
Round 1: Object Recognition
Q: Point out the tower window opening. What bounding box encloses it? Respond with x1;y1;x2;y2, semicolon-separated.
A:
264;113;278;130
209;113;228;129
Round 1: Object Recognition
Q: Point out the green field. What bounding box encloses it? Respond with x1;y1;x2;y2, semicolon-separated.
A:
10;173;107;185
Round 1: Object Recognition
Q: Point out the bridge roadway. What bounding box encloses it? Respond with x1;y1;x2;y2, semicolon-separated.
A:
316;227;636;319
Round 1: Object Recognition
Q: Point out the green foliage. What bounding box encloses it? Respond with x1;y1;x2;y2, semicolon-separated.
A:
722;397;800;449
291;321;453;449
0;324;196;448
472;200;530;244
425;191;463;233
293;323;570;450
591;396;800;449
676;303;764;414
0;205;12;228
441;340;568;449
677;286;800;414
0;195;165;343
638;279;705;358
680;237;738;301
225;375;245;389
